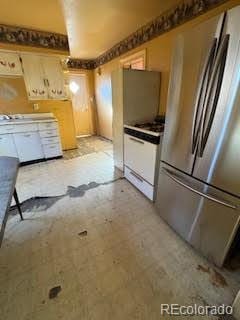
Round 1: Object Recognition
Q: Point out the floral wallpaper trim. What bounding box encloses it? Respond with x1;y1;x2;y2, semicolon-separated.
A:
66;58;96;70
0;24;69;51
67;0;229;70
0;0;229;68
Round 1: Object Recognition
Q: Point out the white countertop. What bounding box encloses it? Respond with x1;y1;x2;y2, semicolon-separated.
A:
0;113;57;126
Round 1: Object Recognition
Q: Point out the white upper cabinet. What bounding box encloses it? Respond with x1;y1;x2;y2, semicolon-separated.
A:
21;55;48;100
21;54;66;100
0;52;23;76
41;56;66;100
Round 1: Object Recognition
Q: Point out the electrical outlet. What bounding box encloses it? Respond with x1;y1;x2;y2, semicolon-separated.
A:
33;103;39;111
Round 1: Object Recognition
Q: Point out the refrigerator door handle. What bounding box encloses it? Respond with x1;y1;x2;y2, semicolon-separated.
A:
162;167;237;210
198;34;230;157
191;38;217;154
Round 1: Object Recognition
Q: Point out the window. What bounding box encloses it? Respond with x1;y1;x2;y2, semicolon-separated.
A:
120;49;146;70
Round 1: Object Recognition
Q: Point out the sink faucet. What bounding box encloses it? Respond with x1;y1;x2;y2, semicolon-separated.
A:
2;114;12;120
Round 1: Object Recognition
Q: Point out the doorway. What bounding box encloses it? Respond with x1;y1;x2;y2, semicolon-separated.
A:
68;73;92;137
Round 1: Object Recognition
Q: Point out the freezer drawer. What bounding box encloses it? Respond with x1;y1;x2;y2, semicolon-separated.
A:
156;164;201;240
156;163;240;266
124;166;154;200
124;133;157;185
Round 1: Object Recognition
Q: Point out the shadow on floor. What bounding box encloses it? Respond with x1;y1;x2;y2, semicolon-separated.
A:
10;177;124;214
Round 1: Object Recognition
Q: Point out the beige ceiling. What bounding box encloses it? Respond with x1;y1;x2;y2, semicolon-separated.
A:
61;0;181;59
0;0;66;34
0;0;181;58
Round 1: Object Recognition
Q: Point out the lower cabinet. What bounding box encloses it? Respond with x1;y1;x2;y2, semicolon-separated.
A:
43;143;62;158
0;121;63;163
38;123;63;158
0;134;18;157
13;132;44;162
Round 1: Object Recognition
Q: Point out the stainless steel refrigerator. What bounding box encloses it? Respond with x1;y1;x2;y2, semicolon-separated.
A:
156;5;240;267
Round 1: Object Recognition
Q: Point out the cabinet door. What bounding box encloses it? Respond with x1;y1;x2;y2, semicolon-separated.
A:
13;132;44;162
21;54;47;100
0;52;22;76
41;56;66;99
0;134;18;157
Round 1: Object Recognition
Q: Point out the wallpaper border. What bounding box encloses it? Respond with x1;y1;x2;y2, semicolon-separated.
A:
0;0;229;69
0;24;69;51
67;0;229;69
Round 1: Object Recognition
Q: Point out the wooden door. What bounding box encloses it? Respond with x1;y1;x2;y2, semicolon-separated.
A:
69;74;91;136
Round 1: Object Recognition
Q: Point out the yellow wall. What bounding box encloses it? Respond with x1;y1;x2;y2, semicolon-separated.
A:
94;0;240;140
0;76;77;150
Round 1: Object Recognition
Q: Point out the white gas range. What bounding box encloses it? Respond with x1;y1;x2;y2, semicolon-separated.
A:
123;122;164;201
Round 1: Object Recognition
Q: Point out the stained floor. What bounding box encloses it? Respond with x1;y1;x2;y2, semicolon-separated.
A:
1;136;240;320
63;136;113;160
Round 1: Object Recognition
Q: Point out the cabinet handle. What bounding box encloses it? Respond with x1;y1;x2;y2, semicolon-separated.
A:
8;62;15;68
23;134;31;137
129;137;144;144
0;60;7;66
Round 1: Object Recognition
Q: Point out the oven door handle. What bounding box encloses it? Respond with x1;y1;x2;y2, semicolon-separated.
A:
129;137;144;144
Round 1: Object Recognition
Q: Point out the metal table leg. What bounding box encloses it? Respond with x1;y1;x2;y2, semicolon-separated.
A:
13;189;23;221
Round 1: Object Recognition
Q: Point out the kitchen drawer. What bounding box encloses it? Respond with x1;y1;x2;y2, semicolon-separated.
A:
38;121;58;131
13;123;38;133
124;134;158;185
41;136;60;145
40;129;58;138
124;166;154;201
0;125;15;134
0;123;38;134
43;143;62;158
